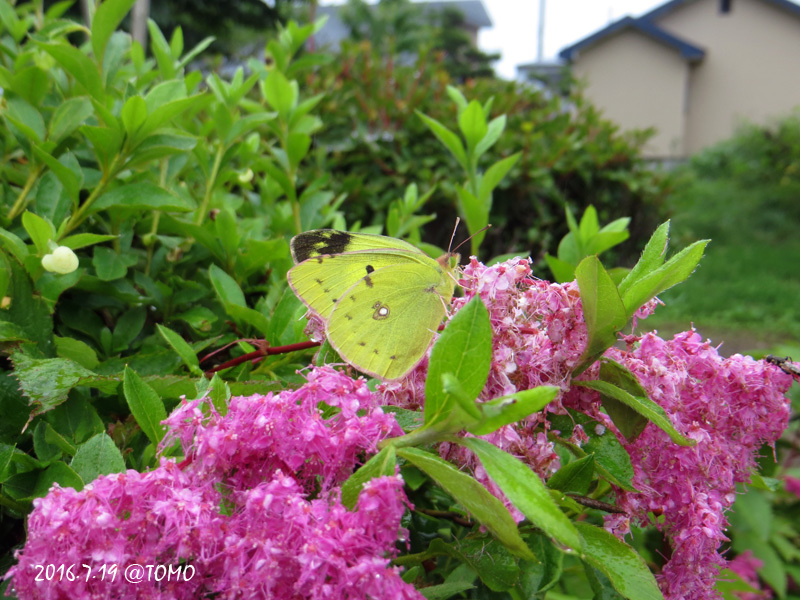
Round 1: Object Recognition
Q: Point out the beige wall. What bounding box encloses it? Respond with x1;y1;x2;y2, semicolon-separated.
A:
570;0;800;158
572;30;689;158
654;0;800;154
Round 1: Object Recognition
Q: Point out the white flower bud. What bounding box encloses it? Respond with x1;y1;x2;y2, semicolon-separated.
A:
41;246;79;274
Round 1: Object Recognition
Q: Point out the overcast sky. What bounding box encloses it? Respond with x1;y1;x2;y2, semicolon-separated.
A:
479;0;667;78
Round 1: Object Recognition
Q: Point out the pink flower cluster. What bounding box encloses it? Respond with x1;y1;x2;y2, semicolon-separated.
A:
603;331;792;600
383;257;589;488
7;367;421;600
382;257;793;600
726;551;772;600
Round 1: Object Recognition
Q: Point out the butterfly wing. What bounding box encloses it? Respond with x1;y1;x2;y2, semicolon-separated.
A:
288;249;429;319
290;229;421;263
326;261;455;380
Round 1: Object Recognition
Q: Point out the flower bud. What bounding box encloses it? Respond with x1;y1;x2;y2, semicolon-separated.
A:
41;246;79;274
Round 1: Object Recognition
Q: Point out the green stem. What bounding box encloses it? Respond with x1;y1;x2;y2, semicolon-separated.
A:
195;143;225;226
62;154;123;235
7;165;42;221
145;161;168;275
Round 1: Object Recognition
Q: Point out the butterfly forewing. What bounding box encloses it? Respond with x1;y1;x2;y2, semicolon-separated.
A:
288;249;431;319
290;229;421;263
326;262;455;380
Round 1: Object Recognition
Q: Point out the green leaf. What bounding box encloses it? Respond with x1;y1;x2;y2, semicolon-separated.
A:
576;522;663;600
458;100;488;156
457;437;582;551
424;537;519;592
545;253;576;283
585;231;630;256
583;421;636;491
417;111;468;169
224;304;271;337
147;19;176;79
70;433;126;484
11;352;97;414
36;41;105;102
60;233;117;250
34;462;84;497
263;70;296;115
4;96;46;143
90;182;193;214
81;125;122;169
620;240;709;318
456;186;487;247
424;296;492;427
111;306;146;352
49;96;94;142
54;336;99;370
31;145;82;205
618;221;669;298
123;366;167;444
478;153;520;204
156;324;201;375
397;447;534;560
594;359;649;442
0;227;30;263
121;95;147;136
341;446;396;509
91;0;137;65
469;386;559;435
575;379;693;446
473;115;506;160
445;85;468;112
547;455;595;495
22;211;56;255
579;205;600;239
575;256;627;367
92;246;137;281
208;264;246;306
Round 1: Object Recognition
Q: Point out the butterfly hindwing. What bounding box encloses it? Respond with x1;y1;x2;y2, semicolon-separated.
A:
327;261;454;380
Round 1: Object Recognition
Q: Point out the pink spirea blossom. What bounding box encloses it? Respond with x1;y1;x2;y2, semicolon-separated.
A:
7;367;421;600
785;476;800;499
382;257;792;600
162;365;402;492
602;331;792;600
725;551;771;600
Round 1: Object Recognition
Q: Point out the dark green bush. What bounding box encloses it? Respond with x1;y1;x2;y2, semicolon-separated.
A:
304;40;670;262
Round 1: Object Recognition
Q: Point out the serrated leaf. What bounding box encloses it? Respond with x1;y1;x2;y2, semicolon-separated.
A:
11;352;97;413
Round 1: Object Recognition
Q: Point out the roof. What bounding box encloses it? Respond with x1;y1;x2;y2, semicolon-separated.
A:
559;15;705;62
315;0;492;50
641;0;800;20
559;0;800;63
420;1;492;28
317;0;491;29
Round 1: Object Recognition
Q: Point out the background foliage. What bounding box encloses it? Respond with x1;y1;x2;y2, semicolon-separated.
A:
0;0;797;598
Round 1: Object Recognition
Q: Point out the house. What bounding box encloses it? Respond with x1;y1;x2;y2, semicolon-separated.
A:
558;0;800;159
314;0;492;51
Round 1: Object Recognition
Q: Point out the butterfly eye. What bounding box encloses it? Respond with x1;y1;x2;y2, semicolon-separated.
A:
372;302;390;320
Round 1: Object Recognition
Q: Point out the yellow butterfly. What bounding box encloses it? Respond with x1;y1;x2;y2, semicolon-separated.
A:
288;229;458;380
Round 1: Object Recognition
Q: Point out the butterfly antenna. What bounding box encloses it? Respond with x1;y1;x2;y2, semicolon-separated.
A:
451;224;492;255
447;218;461;255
